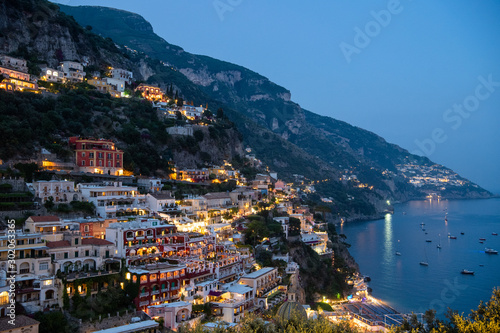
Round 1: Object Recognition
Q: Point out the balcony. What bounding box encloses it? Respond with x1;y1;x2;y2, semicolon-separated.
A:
139;300;149;307
151;290;160;295
140;292;149;297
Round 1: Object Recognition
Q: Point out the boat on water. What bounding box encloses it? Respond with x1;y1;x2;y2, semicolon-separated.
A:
449;236;457;239
493;233;498;236
480;241;484;244
419;261;429;266
395;251;401;256
480;238;486;241
426;240;432;243
461;269;474;275
437;244;442;249
485;248;498;254
437;234;442;249
460;232;465;235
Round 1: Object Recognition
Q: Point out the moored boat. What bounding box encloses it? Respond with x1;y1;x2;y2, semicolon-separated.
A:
485;248;498;254
461;269;474;275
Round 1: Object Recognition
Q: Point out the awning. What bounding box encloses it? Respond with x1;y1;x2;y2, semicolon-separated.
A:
208;290;224;297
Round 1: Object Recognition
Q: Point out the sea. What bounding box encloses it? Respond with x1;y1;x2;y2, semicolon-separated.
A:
340;198;500;318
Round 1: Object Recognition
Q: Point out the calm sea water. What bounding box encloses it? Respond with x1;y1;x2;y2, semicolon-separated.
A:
341;198;500;317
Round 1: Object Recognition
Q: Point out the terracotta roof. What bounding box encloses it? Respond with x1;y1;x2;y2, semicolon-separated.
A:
46;240;71;248
28;215;60;222
0;315;39;331
82;238;113;246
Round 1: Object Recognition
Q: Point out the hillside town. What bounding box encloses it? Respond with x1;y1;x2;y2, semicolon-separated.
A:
1;42;493;333
0;148;375;332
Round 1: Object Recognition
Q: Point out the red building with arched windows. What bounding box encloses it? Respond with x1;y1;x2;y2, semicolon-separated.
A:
69;137;124;175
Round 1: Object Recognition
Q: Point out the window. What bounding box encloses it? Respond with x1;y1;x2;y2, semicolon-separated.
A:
105;250;109;258
74;251;79;258
108;161;111;167
116;154;120;160
99;160;103;166
82;152;85;157
75;238;79;245
64;252;68;259
82;161;85;166
85;250;89;256
98;152;103;158
89;152;94;158
107;153;112;159
39;262;48;270
84;225;89;232
90;160;94;166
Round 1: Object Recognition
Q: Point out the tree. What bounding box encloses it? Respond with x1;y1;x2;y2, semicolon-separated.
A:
193;130;204;142
44;196;55;210
288;217;301;237
34;311;72;333
13;162;38;182
216;107;224;119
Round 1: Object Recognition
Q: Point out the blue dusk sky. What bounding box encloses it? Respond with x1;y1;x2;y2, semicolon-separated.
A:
54;0;500;194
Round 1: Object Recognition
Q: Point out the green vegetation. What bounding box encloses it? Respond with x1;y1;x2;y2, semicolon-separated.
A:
244;213;284;246
64;272;138;321
0;88;174;176
34;311;74;333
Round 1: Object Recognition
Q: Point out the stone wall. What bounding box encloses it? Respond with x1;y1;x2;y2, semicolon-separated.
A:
77;310;149;333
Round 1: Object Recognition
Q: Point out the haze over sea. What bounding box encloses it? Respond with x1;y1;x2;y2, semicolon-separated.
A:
341;198;500;318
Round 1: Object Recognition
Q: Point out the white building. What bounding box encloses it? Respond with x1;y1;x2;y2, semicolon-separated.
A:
46;235;116;274
58;61;86;82
180;105;205;119
239;267;280;298
78;182;148;218
105;77;126;92
137;178;163;193
166;125;193;136
40;66;63;82
29;180;78;203
110;68;133;84
0;232;58;313
211;283;254;324
146;192;176;214
203;192;233;209
273;217;289;239
148;301;198;331
0;55;28;72
300;232;331;255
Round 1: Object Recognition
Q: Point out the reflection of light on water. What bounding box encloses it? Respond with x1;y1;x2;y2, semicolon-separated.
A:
384;213;393;262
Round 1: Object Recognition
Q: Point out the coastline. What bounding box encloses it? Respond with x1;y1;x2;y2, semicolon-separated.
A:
340;197;500;318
